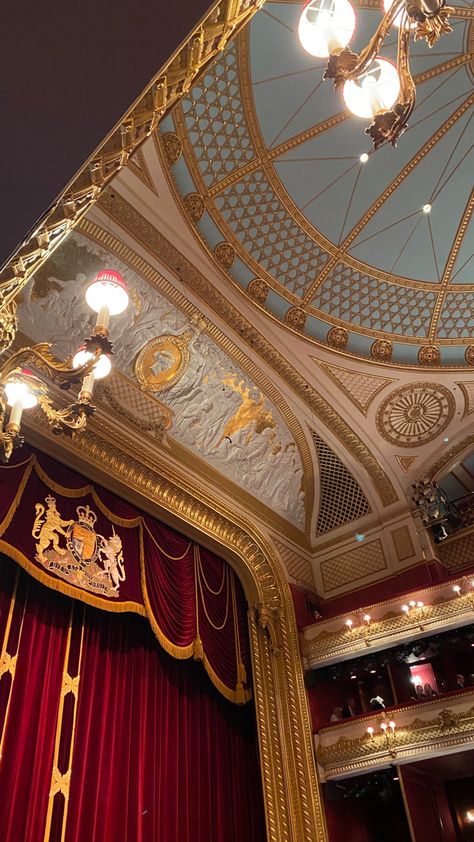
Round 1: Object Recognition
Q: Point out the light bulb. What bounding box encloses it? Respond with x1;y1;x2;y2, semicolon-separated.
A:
298;0;356;58
383;0;416;28
363;614;371;624
359;152;369;163
86;269;129;334
453;585;461;594
423;203;432;214
346;619;353;628
343;57;400;119
380;722;387;732
389;720;396;731
73;348;112;380
401;604;409;613
367;726;374;736
4;371;39;431
417;601;424;609
4;375;38;410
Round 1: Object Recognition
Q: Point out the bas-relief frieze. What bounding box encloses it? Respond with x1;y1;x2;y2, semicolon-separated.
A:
18;232;305;527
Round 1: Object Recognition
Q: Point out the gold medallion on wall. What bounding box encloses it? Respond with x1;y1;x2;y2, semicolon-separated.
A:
376;382;455;447
135;330;193;392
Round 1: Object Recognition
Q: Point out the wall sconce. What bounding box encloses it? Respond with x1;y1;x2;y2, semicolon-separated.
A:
466;810;474;823
366;721;397;756
401;600;425;629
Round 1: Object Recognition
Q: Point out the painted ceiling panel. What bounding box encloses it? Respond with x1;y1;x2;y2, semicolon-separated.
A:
18;232;306;528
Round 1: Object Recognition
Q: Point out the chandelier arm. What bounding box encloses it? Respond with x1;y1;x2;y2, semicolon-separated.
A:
36;393;92;433
324;0;404;89
0;344;99;386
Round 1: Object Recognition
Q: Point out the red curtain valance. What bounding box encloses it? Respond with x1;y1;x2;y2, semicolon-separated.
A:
0;448;251;704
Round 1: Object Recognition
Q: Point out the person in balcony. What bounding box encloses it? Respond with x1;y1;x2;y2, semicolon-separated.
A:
341;697;357;718
424;683;437;698
469;674;474;687
455;674;465;690
411;685;426;702
330;706;343;723
369;695;385;710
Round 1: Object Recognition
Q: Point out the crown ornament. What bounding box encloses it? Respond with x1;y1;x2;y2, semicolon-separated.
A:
76;504;97;528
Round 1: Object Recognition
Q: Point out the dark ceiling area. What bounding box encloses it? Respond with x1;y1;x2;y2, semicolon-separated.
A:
0;0;211;268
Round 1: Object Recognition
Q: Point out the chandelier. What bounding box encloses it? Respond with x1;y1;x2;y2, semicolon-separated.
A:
0;270;129;463
298;0;453;148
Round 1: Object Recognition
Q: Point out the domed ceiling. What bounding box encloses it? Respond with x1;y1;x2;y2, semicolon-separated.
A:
159;0;474;367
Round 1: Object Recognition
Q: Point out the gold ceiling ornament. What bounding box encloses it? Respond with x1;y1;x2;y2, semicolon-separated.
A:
247;277;269;305
0;301;18;355
214;241;236;269
161;131;183;166
376;382;455;447
395;454;417;472
285;306;307;331
183;192;206;222
128;149;156;194
327;326;349;349
465;346;474;366
25;410;328;842
0;270;129;462
315;359;396;415
135;330;193;393
298;0;454;148
418;345;441;366
96;377;172;441
0;0;265;321
371;339;393;362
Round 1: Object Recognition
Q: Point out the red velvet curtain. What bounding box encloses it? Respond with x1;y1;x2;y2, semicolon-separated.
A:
0;555;266;842
0;448;251;703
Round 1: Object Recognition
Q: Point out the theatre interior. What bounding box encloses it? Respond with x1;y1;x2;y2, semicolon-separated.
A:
1;0;474;840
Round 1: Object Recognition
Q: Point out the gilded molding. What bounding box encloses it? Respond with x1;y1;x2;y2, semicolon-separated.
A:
24;406;328;841
97;190;398;507
375;382;455;447
0;0;265;315
317;695;474;779
430;432;474;479
302;587;474;668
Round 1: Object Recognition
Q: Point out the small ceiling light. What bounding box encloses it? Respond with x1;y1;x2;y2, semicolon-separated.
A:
466;811;474;823
298;0;356;58
343;58;400;120
355;532;365;542
393;776;399;781
411;676;420;684
351;673;357;679
423;203;432;214
443;436;449;443
359;152;369;163
370;669;376;674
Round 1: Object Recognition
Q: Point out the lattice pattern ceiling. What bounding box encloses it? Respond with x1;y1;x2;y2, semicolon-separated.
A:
162;1;474;367
311;430;371;536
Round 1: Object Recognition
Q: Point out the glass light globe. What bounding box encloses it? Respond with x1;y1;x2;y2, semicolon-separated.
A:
85;270;129;316
343;57;400;118
4;373;38;409
73;348;112;380
383;0;416;29
298;0;356;58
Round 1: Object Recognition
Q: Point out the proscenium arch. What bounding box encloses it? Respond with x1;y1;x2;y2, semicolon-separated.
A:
23;415;328;842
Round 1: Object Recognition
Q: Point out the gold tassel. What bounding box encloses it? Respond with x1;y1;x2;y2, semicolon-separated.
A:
193;635;203;661
235;681;246;704
238;660;247;685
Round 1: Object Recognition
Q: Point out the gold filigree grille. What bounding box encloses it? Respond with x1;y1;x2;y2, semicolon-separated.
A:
311;430;371;535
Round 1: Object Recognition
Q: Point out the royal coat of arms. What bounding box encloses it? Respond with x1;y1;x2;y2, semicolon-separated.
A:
32;496;125;598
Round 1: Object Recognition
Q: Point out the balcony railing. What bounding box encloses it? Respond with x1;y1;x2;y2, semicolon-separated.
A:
302;576;474;669
316;688;474;780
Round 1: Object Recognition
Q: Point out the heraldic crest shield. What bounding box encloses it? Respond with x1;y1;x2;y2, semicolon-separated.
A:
32;496;125;598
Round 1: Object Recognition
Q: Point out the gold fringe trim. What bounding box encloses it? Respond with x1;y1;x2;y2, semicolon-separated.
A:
0;455;35;469
33;460;91;498
90;488;141;529
203;653;252;705
193;636;204;660
0;458;35;537
0;542;147;617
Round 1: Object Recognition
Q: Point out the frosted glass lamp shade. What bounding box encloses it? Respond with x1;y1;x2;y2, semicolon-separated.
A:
343;57;400;118
73;348;112;380
85;270;129;316
4;373;38;409
298;0;356;57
